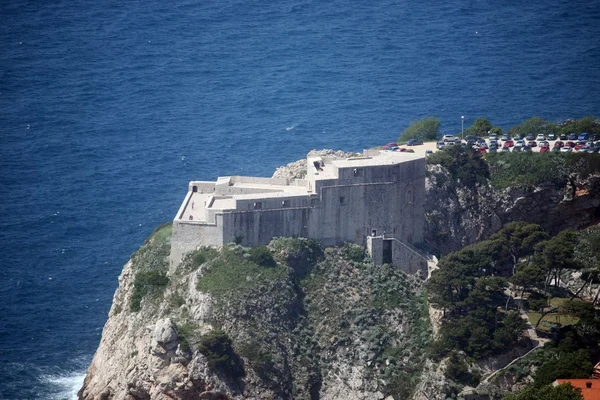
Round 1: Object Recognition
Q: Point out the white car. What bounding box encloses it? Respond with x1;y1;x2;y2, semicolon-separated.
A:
536;134;545;141
560;147;572;152
442;135;458;142
515;140;525;147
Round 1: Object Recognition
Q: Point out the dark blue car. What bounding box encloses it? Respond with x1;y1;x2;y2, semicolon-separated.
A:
578;132;589;141
568;132;578;140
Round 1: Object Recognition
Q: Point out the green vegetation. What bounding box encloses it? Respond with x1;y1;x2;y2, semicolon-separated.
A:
341;242;365;262
269;237;323;278
467;117;493;136
248;245;277;267
444;351;480;386
198;329;244;378
506;383;583;400
426;145;489;187
196;244;289;300
190;246;219;270
487;152;569;189
129;222;172;312
427;222;590;360
398;116;441;142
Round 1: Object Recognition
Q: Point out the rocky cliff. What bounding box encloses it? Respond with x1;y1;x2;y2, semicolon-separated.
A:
424;165;600;254
79;232;429;400
80;150;600;400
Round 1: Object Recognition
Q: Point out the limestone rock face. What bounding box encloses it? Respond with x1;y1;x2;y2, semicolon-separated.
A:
271;149;356;181
425;165;600;254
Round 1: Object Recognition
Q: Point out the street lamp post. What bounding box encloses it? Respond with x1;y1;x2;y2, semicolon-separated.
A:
461;116;465;140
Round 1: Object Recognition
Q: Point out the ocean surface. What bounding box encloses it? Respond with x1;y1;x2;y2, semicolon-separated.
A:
1;0;599;398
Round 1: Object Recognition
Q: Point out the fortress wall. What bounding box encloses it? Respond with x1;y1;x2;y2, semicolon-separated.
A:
222;208;311;247
317;182;399;246
231;176;289;186
213;186;282;196
169;217;223;269
234;195;310;211
189;182;216;193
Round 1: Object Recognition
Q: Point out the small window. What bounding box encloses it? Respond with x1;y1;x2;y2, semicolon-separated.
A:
192;186;198;192
340;196;345;205
254;202;262;209
353;168;362;177
282;200;290;208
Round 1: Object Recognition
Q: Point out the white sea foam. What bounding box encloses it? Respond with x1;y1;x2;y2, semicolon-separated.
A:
42;371;86;400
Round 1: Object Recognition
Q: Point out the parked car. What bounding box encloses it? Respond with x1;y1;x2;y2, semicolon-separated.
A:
565;141;576;148
514;133;524;140
559;133;568;140
383;142;398;150
539;140;550;148
489;133;499;141
425;150;433;156
442;135;458;142
568;133;578;140
561;147;573;152
501;134;511;141
527;140;537;147
591;134;600;142
579;132;590;141
503;140;514;147
406;138;423;146
554;140;565;148
501;147;510;152
547;133;556;140
515;140;525;148
526;133;535;140
512;146;522;152
489;147;497;153
523;146;533;152
436;141;446;150
539;146;550;153
536;133;545;141
552;146;561;152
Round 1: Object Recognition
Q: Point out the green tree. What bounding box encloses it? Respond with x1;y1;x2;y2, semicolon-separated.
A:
398;116;441;142
468;117;493;136
506;383;583;400
533;349;592;386
520;116;557;135
489;222;549;276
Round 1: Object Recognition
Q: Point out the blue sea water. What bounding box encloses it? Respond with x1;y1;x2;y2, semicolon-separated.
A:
1;0;600;398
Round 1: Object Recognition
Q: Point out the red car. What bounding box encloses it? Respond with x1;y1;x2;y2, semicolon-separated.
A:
565;141;575;148
554;140;564;148
383;142;399;150
503;140;514;147
540;146;550;153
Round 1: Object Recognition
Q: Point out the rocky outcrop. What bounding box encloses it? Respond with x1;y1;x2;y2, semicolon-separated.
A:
271;149;356;181
425;166;600;254
79;233;429;400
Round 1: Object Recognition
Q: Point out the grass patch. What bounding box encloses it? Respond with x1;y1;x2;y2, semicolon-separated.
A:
197;245;289;299
526;297;580;332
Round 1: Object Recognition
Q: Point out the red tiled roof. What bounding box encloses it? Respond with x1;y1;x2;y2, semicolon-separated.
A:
555;379;600;400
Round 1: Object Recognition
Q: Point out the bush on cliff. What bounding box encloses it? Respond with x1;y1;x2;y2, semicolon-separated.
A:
248;245;276;267
129;222;172;312
426;145;489;187
398;116;441;142
130;270;169;312
196;245;288;300
198;329;244;378
467;117;493;136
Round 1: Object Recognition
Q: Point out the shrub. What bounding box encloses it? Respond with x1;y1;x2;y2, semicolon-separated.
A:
248;245;276;267
130;270;169;312
238;341;275;377
398;116;441;142
198;330;244;378
445;352;480;386
427;145;489;188
342;242;365;262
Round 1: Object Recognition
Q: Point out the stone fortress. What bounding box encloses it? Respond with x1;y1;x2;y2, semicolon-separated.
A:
170;150;428;276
